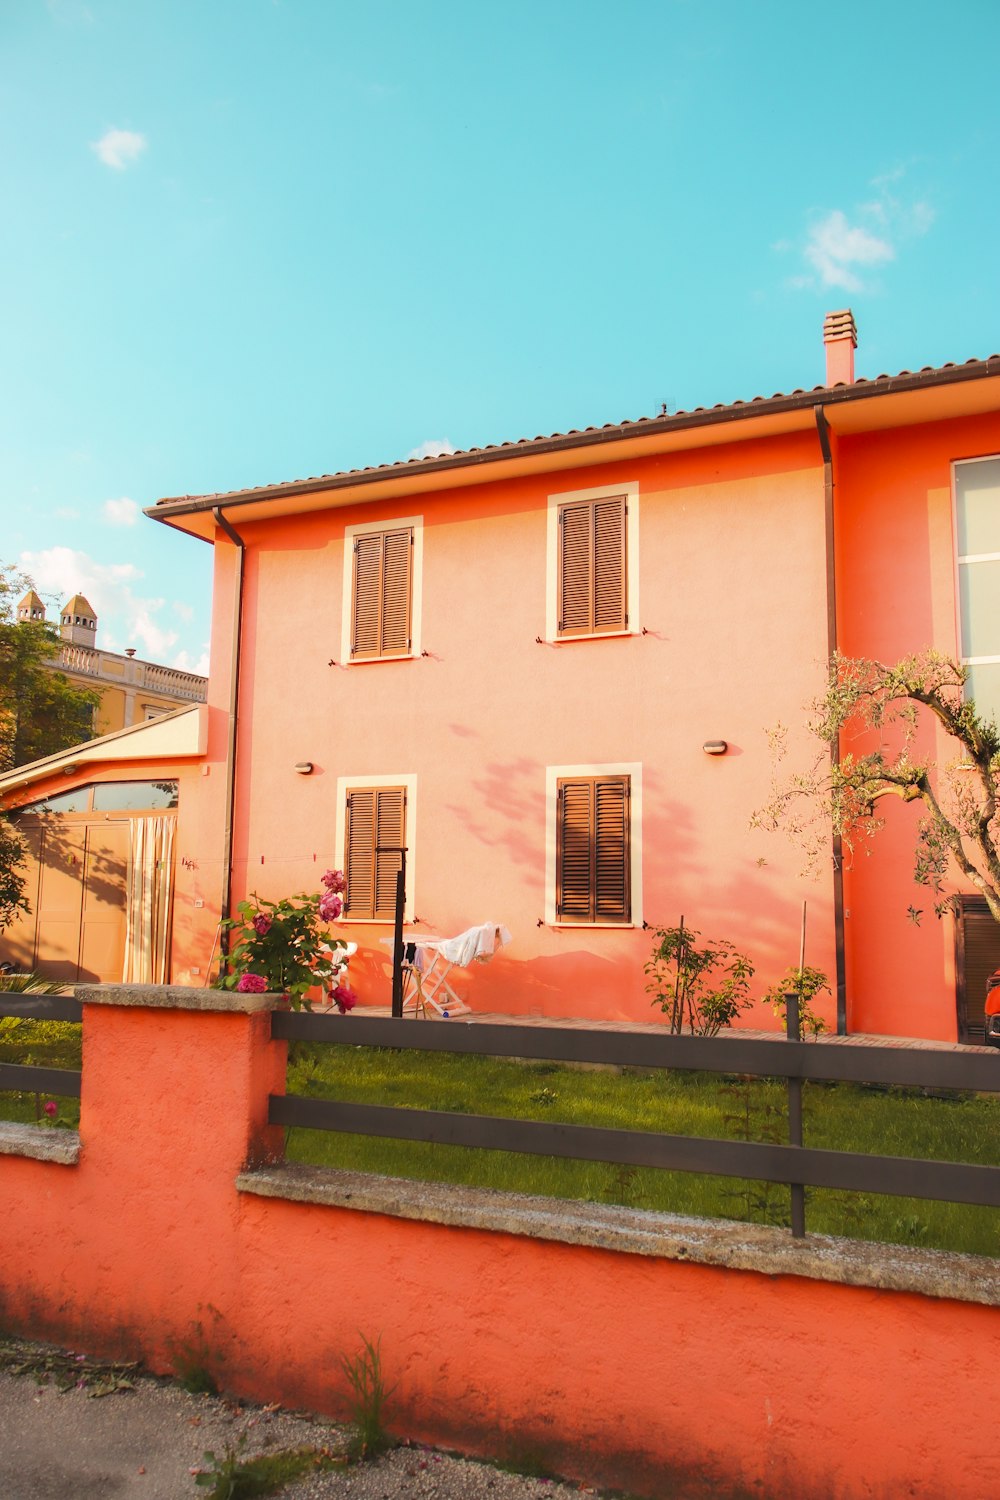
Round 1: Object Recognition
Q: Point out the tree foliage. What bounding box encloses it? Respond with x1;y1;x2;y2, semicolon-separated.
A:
0;563;100;933
0;563;99;773
754;650;1000;923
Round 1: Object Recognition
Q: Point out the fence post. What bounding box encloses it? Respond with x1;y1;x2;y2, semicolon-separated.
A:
784;991;805;1237
392;849;407;1018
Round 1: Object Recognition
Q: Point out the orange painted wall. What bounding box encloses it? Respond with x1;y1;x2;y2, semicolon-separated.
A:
211;432;837;1026
1;993;998;1499
835;412;1000;1039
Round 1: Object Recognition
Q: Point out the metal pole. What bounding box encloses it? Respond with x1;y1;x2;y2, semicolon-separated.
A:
391;849;406;1018
785;990;805;1238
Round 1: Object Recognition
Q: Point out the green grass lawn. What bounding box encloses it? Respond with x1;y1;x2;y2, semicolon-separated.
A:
283;1041;1000;1259
3;1018;999;1258
0;1018;82;1128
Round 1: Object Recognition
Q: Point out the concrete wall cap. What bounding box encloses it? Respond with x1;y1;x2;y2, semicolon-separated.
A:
238;1162;1000;1307
0;1121;80;1165
76;983;285;1014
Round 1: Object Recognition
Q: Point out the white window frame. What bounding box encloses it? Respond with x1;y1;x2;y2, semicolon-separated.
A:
544;761;643;927
545;481;640;643
335;772;417;924
340;515;424;665
952;455;1000;676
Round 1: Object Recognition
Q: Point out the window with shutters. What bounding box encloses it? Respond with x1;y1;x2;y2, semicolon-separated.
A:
336;775;416;922
545;763;642;926
340;516;423;663
545;483;639;642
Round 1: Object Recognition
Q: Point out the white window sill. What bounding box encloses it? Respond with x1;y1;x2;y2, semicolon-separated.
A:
548;921;640;930
346;653;418;665
548;629;640;645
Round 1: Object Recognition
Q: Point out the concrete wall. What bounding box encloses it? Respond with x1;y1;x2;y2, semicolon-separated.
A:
1;987;998;1499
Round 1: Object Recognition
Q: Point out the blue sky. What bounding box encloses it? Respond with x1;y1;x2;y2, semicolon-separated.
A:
2;0;998;671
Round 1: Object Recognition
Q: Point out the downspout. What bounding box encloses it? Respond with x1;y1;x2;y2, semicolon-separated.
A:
815;406;848;1034
213;506;246;962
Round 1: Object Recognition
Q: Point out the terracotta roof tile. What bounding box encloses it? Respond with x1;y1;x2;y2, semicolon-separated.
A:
152;353;1000;514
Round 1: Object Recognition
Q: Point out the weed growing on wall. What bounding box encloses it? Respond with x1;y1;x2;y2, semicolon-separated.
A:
168;1307;226;1396
339;1333;395;1461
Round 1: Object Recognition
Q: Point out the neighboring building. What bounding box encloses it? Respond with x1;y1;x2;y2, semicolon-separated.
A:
17;590;207;736
0;707;205;984
3;311;1000;1042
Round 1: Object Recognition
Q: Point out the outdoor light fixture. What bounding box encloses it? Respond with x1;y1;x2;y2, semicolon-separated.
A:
702;741;728;756
293;762;314;775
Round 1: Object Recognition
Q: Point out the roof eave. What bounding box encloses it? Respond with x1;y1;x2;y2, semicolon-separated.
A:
145;355;1000;535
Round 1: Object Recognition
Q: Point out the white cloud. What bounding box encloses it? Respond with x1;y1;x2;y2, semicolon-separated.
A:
91;128;147;171
406;439;456;461
804;210;894;291
172;646;210;677
173;601;194;623
19;545;178;661
787;169;934;293
102;496;140;527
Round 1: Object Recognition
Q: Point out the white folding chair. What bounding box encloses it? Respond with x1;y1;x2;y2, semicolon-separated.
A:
407;923;512;1017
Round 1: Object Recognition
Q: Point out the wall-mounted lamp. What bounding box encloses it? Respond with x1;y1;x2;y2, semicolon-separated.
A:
293;762;314;775
702;741;728;756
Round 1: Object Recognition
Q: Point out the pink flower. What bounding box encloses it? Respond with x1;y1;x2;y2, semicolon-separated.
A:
236;973;268;993
43;1100;57;1118
332;982;357;1014
321;869;346;893
252;913;272;937
319;891;343;922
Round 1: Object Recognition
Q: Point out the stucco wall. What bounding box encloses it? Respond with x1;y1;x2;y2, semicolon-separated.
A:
206;433;837;1025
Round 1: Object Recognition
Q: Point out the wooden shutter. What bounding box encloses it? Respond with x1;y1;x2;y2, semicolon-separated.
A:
955;896;1000;1042
556;775;630;923
557;496;626;637
344;786;406;920
351;528;413;659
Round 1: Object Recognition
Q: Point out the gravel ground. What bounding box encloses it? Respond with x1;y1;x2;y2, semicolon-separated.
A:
0;1347;609;1500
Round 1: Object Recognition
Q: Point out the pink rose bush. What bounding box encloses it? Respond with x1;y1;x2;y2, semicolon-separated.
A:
217;870;354;1011
332;982;357;1014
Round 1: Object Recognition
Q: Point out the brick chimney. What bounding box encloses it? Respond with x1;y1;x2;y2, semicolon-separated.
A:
823;309;857;386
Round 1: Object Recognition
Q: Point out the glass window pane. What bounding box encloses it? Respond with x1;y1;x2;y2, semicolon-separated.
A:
13;787;91;814
959;559;1000;659
965;663;1000;729
91;780;179;811
956;459;1000;556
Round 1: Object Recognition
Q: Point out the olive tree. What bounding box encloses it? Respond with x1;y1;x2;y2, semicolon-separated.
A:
754;650;1000;924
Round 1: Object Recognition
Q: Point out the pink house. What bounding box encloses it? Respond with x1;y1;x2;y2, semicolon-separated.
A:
4;311;999;1042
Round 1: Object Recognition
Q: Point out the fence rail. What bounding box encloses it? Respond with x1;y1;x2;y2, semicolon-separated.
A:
270;1011;1000;1236
0;994;83;1099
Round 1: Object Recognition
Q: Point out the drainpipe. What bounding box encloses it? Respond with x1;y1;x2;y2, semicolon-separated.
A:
213;506;246;961
815;406;848;1035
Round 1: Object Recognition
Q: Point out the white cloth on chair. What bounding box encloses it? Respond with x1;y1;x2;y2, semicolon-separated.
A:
424;922;512;967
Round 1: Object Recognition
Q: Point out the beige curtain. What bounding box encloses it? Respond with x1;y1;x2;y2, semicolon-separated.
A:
122;816;175;984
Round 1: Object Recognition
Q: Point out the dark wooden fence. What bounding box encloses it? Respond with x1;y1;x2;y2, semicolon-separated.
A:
271;1008;1000;1238
0;992;83;1101
5;989;1000;1243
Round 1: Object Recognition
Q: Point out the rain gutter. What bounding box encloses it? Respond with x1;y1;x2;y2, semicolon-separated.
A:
213;506;246;957
815;406;847;1035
